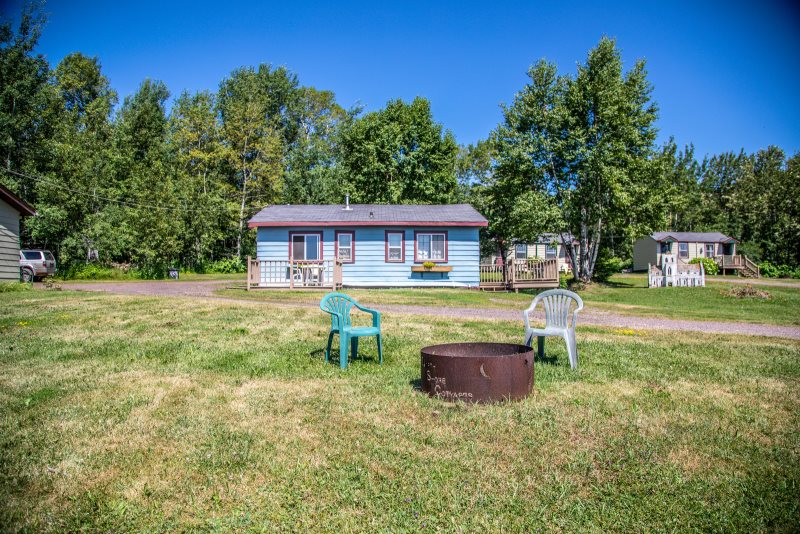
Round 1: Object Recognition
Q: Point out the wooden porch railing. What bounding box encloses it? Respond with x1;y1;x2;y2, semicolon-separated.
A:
246;257;343;290
716;254;760;277
479;258;559;290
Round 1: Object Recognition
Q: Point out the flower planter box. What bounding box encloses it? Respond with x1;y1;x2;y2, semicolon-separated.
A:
411;265;453;273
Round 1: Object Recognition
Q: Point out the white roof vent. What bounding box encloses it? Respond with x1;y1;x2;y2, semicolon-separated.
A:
342;194;352;211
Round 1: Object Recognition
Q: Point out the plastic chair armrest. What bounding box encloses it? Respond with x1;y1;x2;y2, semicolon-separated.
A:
354;303;381;328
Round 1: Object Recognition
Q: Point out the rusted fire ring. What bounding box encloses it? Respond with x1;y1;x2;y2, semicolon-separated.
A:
420;342;534;403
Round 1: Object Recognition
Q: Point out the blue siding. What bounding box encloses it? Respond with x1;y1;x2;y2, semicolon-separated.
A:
256;226;480;287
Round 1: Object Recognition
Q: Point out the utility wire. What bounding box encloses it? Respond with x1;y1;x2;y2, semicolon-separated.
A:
1;167;272;213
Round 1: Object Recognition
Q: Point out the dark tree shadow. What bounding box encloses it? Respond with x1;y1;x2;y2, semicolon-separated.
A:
409;378;422;391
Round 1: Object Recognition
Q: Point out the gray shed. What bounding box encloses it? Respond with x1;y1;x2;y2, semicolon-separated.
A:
0;183;36;281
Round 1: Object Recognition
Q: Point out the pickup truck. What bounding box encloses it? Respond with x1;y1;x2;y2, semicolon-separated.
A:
19;249;57;282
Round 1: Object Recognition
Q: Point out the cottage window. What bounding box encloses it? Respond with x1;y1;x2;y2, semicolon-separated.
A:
515;244;527;260
545;245;557;259
705;243;715;257
415;232;447;262
336;232;354;263
661;242;672;254
290;233;321;261
386;231;404;262
678;242;689;258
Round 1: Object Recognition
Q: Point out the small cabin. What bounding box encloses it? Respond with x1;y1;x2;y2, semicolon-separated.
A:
247;202;487;289
633;231;758;277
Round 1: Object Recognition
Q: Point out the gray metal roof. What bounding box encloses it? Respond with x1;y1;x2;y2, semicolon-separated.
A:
249;204;488;227
651;231;736;243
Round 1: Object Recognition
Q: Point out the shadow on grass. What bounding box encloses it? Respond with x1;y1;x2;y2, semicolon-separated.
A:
311;347;382;366
534;353;559;365
594;280;641;289
408;378;422;391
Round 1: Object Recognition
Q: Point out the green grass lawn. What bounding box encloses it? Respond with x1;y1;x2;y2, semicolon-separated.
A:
1;290;798;531
218;273;800;326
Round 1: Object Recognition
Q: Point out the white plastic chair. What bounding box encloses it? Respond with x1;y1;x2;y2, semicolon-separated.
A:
522;289;584;369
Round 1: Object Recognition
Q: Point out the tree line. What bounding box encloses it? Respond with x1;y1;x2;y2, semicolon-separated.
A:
1;6;797;280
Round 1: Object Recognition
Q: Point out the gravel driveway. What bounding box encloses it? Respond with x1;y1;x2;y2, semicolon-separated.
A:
68;280;800;340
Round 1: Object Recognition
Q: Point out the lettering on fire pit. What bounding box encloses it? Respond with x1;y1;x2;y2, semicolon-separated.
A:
424;364;474;400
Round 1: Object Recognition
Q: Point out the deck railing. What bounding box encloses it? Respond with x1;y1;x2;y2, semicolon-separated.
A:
247;258;342;290
716;254;759;277
479;258;559;290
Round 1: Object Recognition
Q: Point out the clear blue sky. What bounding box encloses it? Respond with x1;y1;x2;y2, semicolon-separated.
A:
4;0;800;159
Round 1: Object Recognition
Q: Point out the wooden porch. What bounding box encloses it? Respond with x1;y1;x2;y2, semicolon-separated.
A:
246;257;343;290
716;254;760;277
479;258;560;291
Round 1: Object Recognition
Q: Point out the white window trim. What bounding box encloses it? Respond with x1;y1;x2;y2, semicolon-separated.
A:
415;232;447;262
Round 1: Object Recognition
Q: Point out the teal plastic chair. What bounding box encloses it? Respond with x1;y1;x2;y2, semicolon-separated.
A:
320;292;383;369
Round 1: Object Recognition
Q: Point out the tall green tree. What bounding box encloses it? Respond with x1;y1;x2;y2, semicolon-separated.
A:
0;4;53;199
281;87;348;204
26;52;117;263
113;79;182;272
491;38;659;281
338;97;458;204
218;65;289;259
169;90;230;267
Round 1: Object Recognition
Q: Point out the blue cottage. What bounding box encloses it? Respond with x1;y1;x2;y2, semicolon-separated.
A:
247;201;487;289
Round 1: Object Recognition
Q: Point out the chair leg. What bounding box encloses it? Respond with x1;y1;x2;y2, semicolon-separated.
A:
376;334;383;364
523;332;533;348
564;331;578;369
339;334;349;369
537;335;545;360
325;331;335;363
571;331;579;369
351;336;359;360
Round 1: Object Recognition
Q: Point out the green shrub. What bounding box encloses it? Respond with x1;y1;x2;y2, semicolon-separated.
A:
61;264;137;280
205;258;246;274
759;262;798;278
0;281;32;292
558;272;571;289
689;257;719;275
592;254;624;283
760;262;779;278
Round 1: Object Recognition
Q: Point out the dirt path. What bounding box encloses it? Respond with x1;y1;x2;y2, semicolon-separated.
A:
66;280;800;340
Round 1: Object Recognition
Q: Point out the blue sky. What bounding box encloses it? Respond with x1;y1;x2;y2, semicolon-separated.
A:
4;0;800;158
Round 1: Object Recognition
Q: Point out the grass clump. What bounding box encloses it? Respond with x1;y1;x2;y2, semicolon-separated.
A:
0;282;31;293
723;285;771;300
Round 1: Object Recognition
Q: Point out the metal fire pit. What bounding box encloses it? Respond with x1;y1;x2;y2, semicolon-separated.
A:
420;342;534;403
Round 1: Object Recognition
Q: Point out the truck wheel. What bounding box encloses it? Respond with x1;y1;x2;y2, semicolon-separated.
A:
21;268;34;283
